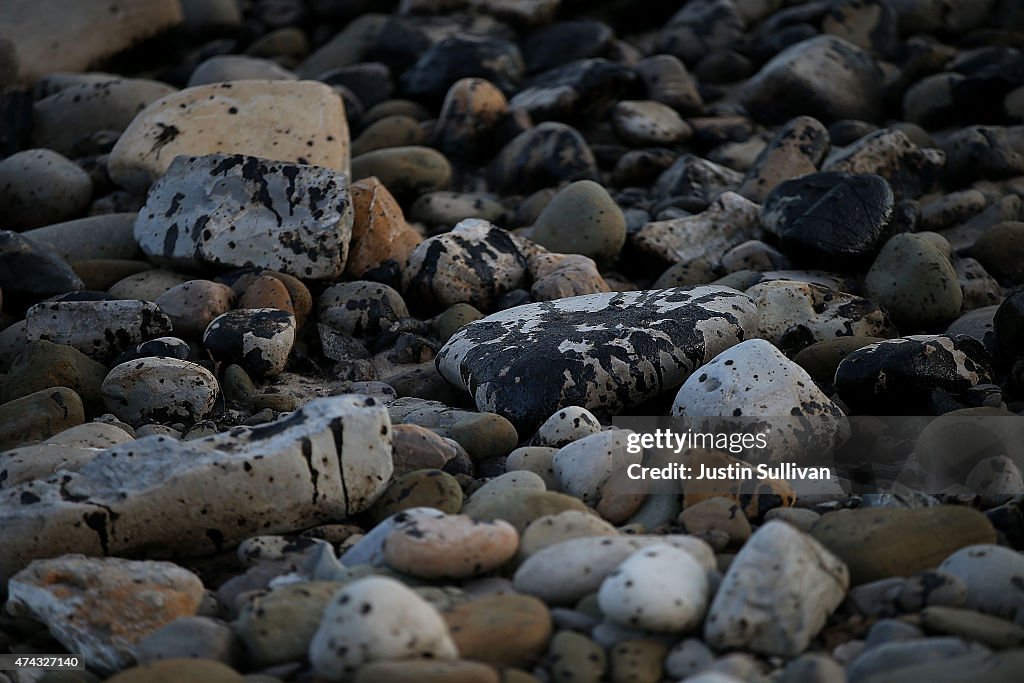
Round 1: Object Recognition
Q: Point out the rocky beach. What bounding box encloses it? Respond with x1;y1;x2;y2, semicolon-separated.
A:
1;0;1024;681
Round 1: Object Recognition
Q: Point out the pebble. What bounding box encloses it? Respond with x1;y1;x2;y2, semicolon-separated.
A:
0;149;93;230
21;213;139;262
319;280;409;338
309;576;457;679
154;280;235;340
672;338;848;458
25;299;173;362
383;513;518;578
749;280;893;352
101;357;219;424
921;606;1024;649
969;221;1024;285
505;447;559;489
529;180;626;264
635;54;703;115
490;122;599;192
188;55;296;87
103;659;244;683
897;570;968;612
523;19;613;73
514;535;713;605
108;269;192;302
433;77;508;160
402;33;524;101
351;146;452;199
467;490;590;532
533;406;601;448
235;581;344;667
390;423;461;474
203;308;295;377
410;192;505;228
462;470;547;513
553;430;639;505
741;35;881;124
368;469;463;522
6;555;203;674
653;154;743;203
135;153;353;279
443;594;552;668
678;496;752;547
633;192;761;267
0;339;108;413
518;510;617;559
438;286;757;431
762;172;894;270
938;545;1024;621
598;543;709;633
109;80;350;192
834;335;994;414
0;230;85;305
823;128;945;200
738;115;830;203
403;219;529;312
352;660;500;683
351;115;427;156
611;100;692;146
545;630;606;683
704;521;849;656
810;507;997;585
0;386;85;451
348;177;422;278
607;639;668;683
133;615;238;665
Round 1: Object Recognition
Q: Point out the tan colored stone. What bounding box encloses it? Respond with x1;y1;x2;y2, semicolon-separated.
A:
384;514;519;579
444;595;553;668
354;660;500;683
239;275;294;314
109;80;350;192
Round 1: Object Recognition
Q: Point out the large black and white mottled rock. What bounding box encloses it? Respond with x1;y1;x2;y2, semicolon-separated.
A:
0;395;393;582
748;280;894;352
672;339;849;460
704;521;849;656
0;230;84;305
402;219;530;312
738;116;830;203
834;335;995;414
822;128;945;199
101;357;219;425
762;172;894;270
134;153;353;279
436;286;758;431
203;308;296;377
740;35;883;124
25;299;173;362
633;192;761;267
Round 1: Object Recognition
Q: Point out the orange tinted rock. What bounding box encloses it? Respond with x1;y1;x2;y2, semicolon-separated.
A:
348;176;422;276
239;275;294;314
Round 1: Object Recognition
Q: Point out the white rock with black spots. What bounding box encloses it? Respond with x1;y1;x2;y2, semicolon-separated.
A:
309;576;457;680
514;535;715;605
437;285;758;432
101;357;218;424
402;219;531;312
748;280;894;352
672;338;849;461
633;192;762;266
25;299;173;362
598;543;709;633
704;521;849;656
203;308;295;377
553;430;640;505
533;406;601;448
939;545;1024;621
135;153;353;279
0;395;393;582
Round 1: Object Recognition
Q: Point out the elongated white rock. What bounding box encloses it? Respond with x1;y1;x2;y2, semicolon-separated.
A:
0;395;393;582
